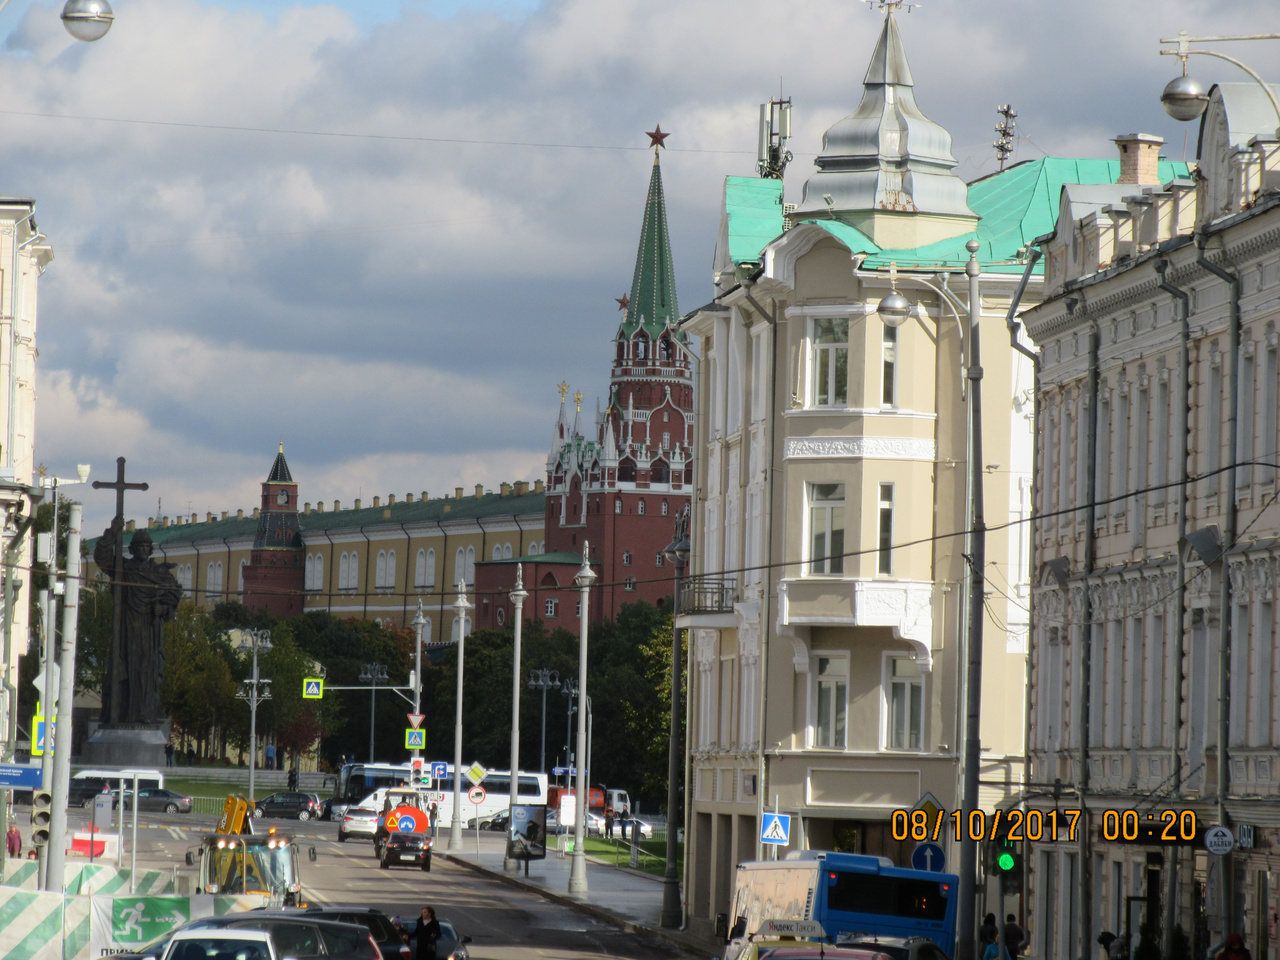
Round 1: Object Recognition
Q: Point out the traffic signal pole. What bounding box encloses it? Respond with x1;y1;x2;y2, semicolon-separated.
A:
45;502;82;890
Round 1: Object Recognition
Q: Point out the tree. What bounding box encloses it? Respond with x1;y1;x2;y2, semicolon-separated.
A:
160;602;238;758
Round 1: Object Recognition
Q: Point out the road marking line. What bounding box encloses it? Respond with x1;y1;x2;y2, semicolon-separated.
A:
167;827;187;840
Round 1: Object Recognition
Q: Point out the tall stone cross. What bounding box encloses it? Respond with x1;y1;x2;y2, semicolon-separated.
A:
91;457;148;724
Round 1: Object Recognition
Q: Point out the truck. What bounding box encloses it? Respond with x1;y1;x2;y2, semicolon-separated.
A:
724;851;958;959
186;796;317;904
547;784;630;815
372;785;433;868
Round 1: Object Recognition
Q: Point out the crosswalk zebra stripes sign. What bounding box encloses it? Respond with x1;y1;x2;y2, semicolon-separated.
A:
760;813;791;845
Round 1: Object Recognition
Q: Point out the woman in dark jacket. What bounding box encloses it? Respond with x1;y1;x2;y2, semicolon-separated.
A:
411;905;441;960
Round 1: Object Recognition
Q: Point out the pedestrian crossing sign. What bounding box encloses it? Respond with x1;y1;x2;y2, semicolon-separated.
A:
761;813;791;845
405;729;426;749
302;678;323;699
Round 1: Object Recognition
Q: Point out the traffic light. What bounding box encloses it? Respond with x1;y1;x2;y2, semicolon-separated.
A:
411;759;424;785
31;789;52;847
993;827;1023;894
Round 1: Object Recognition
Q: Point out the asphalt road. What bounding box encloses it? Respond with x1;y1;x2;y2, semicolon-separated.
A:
59;808;694;960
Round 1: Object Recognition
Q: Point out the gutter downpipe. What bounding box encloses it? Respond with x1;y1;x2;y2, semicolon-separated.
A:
359;526;372;620
1196;232;1240;938
399;522;412;626
1156;257;1192;955
320;528;336;615
434;520;449;645
741;274;779;866
1003;249;1041;938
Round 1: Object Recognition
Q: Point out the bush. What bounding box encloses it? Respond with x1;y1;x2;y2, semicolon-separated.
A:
1169;926;1192;960
1133;923;1160;960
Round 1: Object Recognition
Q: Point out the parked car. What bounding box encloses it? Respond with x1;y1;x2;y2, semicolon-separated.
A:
546;810;603;837
338;806;379;842
618;815;653;839
118;788;193;814
160;928;276;960
405;918;471;960
276;906;410;960
831;937;951;960
252;791;320;820
136;913;380;960
68;777;114;809
380;831;431;871
464;810;509;832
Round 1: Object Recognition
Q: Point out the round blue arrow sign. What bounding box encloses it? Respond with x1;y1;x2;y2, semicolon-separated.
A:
911;842;946;872
396;813;418;832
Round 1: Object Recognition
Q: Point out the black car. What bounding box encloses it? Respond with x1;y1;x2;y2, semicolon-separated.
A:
273;907;410;960
404;918;470;960
380;831;431;871
69;777;114;809
119;788;193;814
252;791;320;820
115;913;379;960
465;810;509;832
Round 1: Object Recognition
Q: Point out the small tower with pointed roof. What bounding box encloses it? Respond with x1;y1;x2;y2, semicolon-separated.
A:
241;443;305;617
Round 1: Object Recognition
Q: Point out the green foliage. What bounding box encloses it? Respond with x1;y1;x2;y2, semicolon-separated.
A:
76;583;113;694
1133;924;1161;960
1168;925;1192;960
160;602;239;751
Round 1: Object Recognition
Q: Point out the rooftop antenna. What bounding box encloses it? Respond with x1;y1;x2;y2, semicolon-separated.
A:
863;0;922;13
757;97;793;179
994;104;1017;171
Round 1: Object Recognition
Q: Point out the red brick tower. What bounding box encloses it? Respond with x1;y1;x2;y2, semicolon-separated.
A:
241;444;305;617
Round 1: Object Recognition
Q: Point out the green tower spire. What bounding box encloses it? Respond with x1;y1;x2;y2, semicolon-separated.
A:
621;152;679;339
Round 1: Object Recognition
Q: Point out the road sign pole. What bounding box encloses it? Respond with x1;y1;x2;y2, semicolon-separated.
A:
45;502;82;891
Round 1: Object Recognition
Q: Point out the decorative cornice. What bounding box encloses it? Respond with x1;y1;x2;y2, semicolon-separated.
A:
784;436;935;461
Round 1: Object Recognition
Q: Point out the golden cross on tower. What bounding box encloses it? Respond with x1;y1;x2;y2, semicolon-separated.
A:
573;390;584;412
557;381;570;403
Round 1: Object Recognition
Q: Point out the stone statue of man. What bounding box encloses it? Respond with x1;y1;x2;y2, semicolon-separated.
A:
95;519;184;724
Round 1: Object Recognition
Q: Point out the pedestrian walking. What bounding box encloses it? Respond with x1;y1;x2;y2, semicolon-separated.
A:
164;739;174;767
410;906;441;960
619;805;630;841
980;914;999;946
982;927;1011;960
287;768;298;791
1003;915;1024;959
1218;934;1252;960
265;742;275;771
604;807;615;839
5;823;21;858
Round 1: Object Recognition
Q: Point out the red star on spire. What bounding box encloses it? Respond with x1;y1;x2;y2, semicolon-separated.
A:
615;293;631;311
646;125;670;149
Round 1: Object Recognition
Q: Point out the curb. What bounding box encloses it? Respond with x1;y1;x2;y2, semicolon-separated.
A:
439;851;716;958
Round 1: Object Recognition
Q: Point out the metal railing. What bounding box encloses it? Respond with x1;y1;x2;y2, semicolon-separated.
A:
677;576;737;614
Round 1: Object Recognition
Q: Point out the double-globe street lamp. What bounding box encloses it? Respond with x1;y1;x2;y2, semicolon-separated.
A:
660;510;691;928
567;546;596;894
358;663;389;764
527;668;560;773
233;629;273;802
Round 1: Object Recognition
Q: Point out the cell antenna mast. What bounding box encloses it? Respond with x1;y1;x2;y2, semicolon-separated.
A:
864;0;922;13
757;98;793;180
994;104;1017;171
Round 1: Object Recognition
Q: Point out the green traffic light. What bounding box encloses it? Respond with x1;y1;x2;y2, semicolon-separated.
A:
997;852;1017;871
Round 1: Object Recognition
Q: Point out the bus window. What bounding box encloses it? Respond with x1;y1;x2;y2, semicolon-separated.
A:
826;872;948;920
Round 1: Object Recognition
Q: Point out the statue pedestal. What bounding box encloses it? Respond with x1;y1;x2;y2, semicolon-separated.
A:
83;723;170;768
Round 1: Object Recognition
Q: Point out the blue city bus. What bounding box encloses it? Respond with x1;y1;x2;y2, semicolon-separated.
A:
726;851;958;958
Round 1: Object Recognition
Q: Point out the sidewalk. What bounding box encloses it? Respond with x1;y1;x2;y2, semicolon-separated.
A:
438;831;720;959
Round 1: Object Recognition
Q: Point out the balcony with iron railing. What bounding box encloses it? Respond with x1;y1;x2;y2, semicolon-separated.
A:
677;576;737;615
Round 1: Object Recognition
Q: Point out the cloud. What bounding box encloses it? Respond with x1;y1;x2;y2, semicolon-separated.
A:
13;0;1278;532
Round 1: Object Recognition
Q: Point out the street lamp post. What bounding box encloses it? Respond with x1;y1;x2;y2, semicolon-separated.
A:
562;679;578;783
1159;31;1280;130
567;544;595;894
527;669;560;773
234;629;273;802
358;663;388;764
448;581;471;852
504;566;528;872
661;509;691;928
411;602;426;769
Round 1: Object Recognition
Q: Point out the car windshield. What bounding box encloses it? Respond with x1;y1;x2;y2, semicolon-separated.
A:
168;938;270;960
439;921;457;941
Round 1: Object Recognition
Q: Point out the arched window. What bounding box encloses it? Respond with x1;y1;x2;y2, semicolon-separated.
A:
540;572;559;588
313;554;323;592
454;547;465;586
349;553;358;590
415;549;427;587
207;562;219;602
238;559;247;593
425;548;436;587
493;544;503;561
376;551;388;588
503;542;513;559
659;335;674;360
636;334;649;360
339;553;350;590
618;458;636;482
305;554;315;590
465;546;475;583
651;459;669;484
386;550;396;587
528;541;540;556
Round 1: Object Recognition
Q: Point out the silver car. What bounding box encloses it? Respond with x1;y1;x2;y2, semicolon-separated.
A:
339;806;379;842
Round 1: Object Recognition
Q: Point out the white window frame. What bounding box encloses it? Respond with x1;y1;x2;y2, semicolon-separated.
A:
807;482;846;577
625;577;636;591
877;482;894;576
881;322;897;408
545;598;558;618
809;652;849;749
809;317;849;408
882;654;925;751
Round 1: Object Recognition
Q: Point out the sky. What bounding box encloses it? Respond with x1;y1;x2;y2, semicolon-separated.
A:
4;0;1276;534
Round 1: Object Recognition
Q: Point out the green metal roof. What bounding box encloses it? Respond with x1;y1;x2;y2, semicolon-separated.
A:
720;157;1194;276
478;551;599;566
621;154;680;339
724;176;785;264
89;491;547;550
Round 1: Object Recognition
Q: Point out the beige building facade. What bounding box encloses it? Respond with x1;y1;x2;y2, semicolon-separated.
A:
1023;84;1280;959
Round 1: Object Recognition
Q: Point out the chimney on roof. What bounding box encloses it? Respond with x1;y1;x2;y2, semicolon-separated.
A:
475;484;484;498
500;482;512;497
207;512;214;523
125;520;136;532
333;500;340;512
534;480;545;493
405;493;414;504
221;511;228;520
191;513;198;525
388;494;396;505
421;491;429;501
163;516;170;527
373;496;381;508
304;502;312;514
237;509;244;520
252;508;260;518
355;499;362;510
148;518;155;529
1115;133;1164;185
316;500;324;513
514;481;528;496
455;487;464;500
